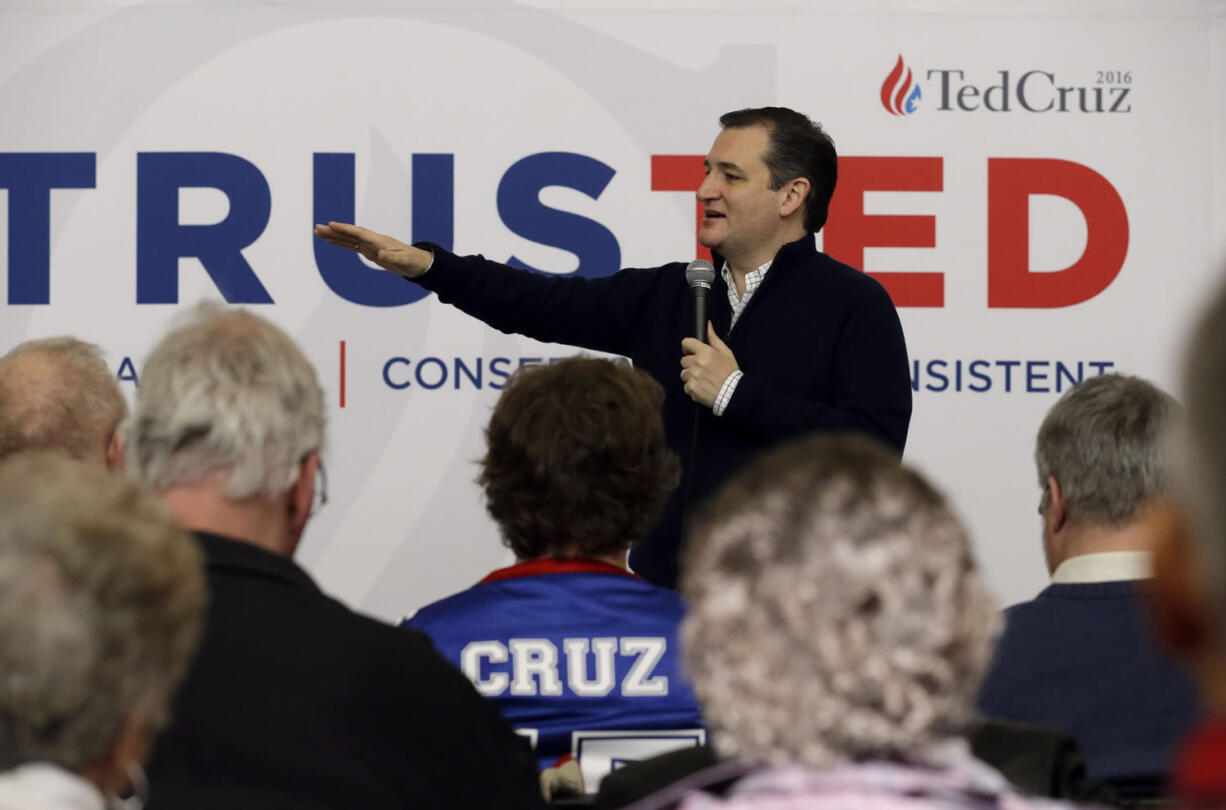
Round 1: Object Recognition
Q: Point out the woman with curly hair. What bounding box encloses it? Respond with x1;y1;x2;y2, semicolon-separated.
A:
659;434;1093;809
406;357;704;789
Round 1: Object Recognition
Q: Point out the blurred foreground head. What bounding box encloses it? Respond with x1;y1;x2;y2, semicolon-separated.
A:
1176;278;1226;638
0;337;126;466
682;434;997;768
1149;276;1226;711
0;452;205;799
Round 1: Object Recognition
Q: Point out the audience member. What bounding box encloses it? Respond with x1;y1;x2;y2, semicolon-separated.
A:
635;434;1087;809
406;357;704;789
597;720;1122;809
977;373;1198;795
127;303;544;810
0;337;125;465
0;452;206;810
1150;278;1226;807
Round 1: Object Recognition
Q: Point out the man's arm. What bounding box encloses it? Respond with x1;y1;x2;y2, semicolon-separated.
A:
313;222;654;359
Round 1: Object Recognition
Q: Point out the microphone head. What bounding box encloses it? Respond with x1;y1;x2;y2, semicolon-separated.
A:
685;259;716;290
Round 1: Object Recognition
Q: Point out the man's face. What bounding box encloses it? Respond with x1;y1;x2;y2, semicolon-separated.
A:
696;125;790;267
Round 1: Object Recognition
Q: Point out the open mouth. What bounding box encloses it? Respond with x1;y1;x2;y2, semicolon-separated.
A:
703;211;726;220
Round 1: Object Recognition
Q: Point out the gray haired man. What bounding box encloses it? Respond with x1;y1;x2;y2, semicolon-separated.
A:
130;303;544;810
0;337;125;465
977;373;1198;798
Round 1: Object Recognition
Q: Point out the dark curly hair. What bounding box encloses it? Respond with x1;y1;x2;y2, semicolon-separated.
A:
480;357;680;561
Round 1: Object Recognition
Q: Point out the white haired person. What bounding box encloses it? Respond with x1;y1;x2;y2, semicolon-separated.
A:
128;303;543;810
642;434;1096;809
0;452;206;810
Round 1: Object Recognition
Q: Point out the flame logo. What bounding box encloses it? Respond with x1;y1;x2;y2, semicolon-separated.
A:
881;55;922;116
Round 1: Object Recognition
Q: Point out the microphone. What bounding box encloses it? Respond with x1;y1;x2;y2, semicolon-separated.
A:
685;259;716;342
681;259;716;547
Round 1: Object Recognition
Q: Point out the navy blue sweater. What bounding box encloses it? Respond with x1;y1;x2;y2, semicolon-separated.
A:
977;580;1200;788
413;236;912;588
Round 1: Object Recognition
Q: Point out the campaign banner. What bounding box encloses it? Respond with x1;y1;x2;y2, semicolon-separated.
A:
1;0;1223;620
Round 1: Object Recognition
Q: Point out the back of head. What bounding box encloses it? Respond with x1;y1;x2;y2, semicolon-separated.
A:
718;106;838;234
0;452;205;773
125;302;325;500
480;356;679;561
681;434;996;769
0;337;126;464
1035;373;1177;529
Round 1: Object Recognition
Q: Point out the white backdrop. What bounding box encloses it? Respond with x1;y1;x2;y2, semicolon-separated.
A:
2;0;1224;622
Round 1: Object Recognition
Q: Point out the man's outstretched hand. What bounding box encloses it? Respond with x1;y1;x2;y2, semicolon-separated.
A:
313;222;433;278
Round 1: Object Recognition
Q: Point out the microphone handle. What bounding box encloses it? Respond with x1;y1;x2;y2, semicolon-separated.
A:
692;287;709;343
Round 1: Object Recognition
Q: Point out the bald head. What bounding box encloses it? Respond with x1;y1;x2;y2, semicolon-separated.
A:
0;338;126;465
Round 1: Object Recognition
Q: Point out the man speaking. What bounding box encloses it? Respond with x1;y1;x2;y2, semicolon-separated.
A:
316;107;912;588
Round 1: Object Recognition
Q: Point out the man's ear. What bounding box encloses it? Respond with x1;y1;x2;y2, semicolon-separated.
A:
1147;501;1214;659
105;430;125;471
285;452;320;550
779;177;811;219
1044;476;1067;535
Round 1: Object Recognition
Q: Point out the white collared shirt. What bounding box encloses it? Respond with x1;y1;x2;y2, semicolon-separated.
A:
712;259;773;416
1050;550;1152;584
0;762;105;810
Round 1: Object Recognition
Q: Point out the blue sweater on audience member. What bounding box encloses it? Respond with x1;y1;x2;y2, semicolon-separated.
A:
976;580;1199;788
405;558;705;771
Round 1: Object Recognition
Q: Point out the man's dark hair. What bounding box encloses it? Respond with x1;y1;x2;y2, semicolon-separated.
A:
719;106;838;233
480;357;680;561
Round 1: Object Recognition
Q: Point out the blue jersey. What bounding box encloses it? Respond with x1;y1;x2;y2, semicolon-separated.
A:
405;559;705;773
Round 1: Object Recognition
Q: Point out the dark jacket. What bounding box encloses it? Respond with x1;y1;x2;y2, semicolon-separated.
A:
146;532;544;810
977;580;1199;796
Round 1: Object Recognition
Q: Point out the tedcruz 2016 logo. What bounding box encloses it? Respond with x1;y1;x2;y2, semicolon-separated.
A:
881;56;1133;115
881;55;922;116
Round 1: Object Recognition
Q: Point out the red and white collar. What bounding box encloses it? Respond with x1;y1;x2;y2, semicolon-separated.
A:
479;557;640;584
